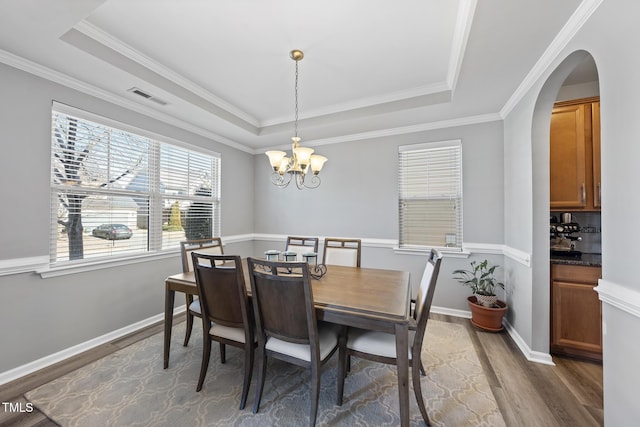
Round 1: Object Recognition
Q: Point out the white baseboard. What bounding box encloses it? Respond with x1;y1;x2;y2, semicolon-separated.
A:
503;319;555;365
431;305;554;365
2;301;554;386
0;305;187;386
431;305;471;319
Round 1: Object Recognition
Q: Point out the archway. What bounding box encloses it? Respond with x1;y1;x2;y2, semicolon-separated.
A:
530;50;600;354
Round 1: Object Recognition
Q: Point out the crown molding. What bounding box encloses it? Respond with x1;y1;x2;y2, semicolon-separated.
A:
75;20;457;132
447;0;477;91
261;81;452;128
74;20;260;128
500;0;604;117
258;112;502;153
0;48;254;154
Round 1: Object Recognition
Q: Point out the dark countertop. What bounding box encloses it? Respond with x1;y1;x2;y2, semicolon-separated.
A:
550;252;602;267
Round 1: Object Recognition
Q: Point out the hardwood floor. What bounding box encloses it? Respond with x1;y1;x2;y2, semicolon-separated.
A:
436;313;605;427
0;313;603;426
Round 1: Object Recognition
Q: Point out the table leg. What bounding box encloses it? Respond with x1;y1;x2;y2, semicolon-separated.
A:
395;323;410;427
164;286;175;369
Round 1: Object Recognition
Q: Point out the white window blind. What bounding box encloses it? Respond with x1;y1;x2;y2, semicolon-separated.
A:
398;140;462;250
50;104;220;265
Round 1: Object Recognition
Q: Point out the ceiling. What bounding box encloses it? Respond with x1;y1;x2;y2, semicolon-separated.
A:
0;0;596;153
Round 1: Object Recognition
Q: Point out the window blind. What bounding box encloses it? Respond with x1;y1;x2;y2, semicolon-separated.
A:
50;105;220;265
398;140;462;249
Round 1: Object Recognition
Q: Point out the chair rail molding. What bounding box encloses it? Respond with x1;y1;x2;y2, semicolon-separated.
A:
595;279;640;319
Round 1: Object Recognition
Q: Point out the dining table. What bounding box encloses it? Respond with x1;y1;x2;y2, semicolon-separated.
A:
163;259;413;426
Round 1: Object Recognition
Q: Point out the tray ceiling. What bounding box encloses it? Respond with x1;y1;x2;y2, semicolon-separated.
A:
0;0;595;152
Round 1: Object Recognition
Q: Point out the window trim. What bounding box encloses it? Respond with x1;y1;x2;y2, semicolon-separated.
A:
49;102;221;269
37;250;179;278
398;139;463;251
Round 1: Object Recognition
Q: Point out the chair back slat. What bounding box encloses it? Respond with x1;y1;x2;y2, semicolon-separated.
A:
181;238;224;272
323;238;362;267
285;236;319;261
192;254;249;330
412;249;443;355
248;258;315;344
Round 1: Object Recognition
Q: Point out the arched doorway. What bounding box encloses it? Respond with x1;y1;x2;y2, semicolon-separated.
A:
530;50;600;357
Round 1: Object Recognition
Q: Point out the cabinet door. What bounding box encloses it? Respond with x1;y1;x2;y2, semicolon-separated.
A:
550;104;587;209
551;280;602;355
592;101;601;208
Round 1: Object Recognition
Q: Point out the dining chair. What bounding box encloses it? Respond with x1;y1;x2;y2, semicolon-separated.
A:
322;238;362;267
191;253;255;409
336;248;443;425
285;236;319;261
247;257;342;427
180;237;224;347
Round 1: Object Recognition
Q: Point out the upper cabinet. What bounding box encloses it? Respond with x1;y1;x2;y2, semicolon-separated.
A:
550;97;601;211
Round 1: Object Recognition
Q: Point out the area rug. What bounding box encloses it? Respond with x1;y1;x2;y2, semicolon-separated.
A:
26;320;505;426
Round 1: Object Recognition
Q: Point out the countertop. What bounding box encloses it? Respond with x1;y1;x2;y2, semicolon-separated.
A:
550;252;602;267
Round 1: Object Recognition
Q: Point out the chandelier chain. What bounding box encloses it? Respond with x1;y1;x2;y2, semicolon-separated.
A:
294;59;299;138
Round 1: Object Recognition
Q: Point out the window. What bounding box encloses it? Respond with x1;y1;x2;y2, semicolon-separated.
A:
50;103;220;265
398;139;462;250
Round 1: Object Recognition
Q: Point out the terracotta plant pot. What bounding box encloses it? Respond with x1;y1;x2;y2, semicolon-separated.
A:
467;296;507;332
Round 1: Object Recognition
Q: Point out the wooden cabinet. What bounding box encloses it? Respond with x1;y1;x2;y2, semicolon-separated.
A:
550;264;602;361
550;97;601;210
591;101;601;208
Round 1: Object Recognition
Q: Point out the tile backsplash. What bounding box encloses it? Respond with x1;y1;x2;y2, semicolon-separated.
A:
551;211;601;254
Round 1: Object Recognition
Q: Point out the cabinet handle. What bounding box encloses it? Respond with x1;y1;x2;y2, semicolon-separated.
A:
581;183;586;204
597;182;601;204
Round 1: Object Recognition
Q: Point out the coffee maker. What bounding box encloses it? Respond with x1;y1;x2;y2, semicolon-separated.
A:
550;212;582;258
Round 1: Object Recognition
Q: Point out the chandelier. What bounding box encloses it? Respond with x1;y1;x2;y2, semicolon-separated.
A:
265;50;327;189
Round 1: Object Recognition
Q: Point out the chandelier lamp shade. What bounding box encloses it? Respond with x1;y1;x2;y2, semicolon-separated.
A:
265;50;327;189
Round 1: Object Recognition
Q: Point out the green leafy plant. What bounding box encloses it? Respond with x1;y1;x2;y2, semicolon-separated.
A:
453;260;504;296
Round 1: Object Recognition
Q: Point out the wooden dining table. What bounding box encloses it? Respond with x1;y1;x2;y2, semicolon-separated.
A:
163;259;412;426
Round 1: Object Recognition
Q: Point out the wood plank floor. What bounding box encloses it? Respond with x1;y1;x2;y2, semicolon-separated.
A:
0;313;603;426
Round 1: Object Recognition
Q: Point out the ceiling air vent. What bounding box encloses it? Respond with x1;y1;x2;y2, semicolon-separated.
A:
127;87;168;106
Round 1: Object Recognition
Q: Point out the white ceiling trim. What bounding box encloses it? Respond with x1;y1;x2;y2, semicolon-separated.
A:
447;0;477;91
260;80;452;128
75;10;470;131
257;112;502;154
74;20;260;127
500;0;604;117
262;0;478;127
0;48;254;154
0;47;500;157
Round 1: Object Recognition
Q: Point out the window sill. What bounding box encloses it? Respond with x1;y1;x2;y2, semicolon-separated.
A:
393;247;471;258
36;250;179;278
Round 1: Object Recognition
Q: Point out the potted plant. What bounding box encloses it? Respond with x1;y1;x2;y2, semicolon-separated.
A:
453;259;507;332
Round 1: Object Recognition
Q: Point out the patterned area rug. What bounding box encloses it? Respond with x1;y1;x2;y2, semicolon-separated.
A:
26;320;505;426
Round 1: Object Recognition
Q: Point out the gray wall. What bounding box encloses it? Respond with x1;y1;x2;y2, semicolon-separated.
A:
504;1;640;423
3;3;638;423
0;62;255;373
253;121;506;314
0;58;507;375
254;122;505;244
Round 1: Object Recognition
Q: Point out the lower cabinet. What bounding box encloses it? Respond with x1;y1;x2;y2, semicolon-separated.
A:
550;264;602;362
